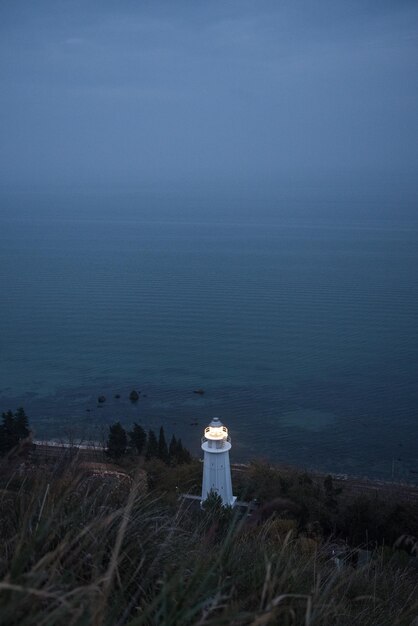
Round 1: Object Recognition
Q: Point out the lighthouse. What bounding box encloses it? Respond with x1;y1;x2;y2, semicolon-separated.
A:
201;417;236;507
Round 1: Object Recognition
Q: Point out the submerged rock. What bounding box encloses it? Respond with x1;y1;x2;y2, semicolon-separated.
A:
193;389;205;395
114;394;121;399
129;390;140;402
98;395;106;403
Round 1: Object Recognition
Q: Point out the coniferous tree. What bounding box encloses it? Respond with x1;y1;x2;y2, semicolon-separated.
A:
107;422;127;459
158;426;169;463
0;411;16;454
0;408;31;456
169;437;192;465
0;414;9;455
181;442;192;464
177;438;192;464
145;429;158;460
129;423;147;455
323;474;342;512
168;435;178;464
14;407;30;440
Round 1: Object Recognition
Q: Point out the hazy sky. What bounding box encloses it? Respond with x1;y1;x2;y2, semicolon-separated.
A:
1;1;417;191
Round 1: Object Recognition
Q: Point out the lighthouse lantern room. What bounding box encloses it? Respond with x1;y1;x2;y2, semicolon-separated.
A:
201;417;236;507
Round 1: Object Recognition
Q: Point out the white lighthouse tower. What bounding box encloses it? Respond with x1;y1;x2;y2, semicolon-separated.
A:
201;417;236;507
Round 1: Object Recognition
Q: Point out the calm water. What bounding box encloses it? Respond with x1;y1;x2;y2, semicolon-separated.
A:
1;191;418;479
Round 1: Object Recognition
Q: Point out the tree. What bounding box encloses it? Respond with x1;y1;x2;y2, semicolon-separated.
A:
107;422;127;459
176;438;192;464
129;423;147;455
0;411;16;454
168;435;178;464
158;426;169;463
323;474;342;511
0;408;30;456
145;429;158;460
168;436;192;465
14;407;30;440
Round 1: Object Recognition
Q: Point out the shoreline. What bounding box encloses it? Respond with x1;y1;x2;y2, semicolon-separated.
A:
31;438;418;497
2;380;417;484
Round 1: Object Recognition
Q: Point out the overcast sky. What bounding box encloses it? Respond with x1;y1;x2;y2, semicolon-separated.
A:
1;0;417;193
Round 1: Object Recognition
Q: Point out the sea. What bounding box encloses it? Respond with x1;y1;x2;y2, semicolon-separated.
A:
1;187;418;480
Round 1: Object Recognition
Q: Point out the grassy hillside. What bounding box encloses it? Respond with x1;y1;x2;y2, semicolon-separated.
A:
0;452;417;625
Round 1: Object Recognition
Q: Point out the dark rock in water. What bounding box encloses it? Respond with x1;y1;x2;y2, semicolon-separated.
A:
114;394;121;399
190;421;198;426
143;394;147;398
193;389;205;395
86;409;91;412
129;390;140;402
98;395;106;403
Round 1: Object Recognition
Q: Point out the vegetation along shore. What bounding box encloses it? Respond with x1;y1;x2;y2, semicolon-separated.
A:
1;408;418;625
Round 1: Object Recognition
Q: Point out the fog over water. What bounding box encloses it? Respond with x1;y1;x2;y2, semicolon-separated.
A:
1;2;417;478
1;1;417;189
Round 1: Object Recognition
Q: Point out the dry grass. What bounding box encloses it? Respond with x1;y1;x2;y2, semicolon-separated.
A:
0;458;417;625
